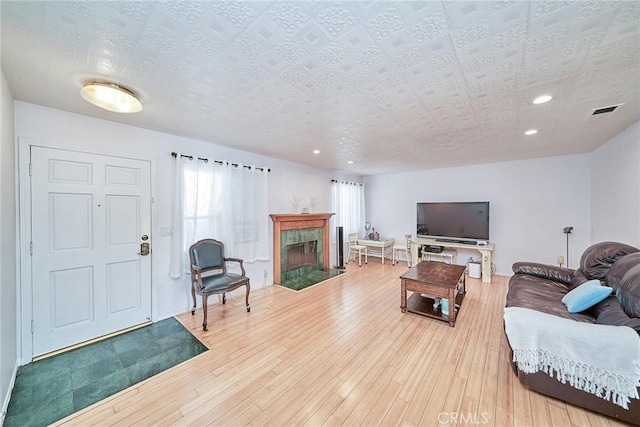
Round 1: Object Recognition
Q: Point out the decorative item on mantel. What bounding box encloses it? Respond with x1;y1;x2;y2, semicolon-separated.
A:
309;197;319;213
290;195;301;214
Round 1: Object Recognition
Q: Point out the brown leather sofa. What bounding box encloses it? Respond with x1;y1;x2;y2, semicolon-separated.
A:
505;241;640;425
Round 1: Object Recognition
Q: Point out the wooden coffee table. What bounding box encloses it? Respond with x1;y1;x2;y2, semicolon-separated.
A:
400;261;466;326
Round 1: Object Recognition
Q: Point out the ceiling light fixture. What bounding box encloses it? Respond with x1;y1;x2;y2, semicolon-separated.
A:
347;160;354;164
81;81;142;113
524;129;538;135
532;95;553;104
313;149;320;154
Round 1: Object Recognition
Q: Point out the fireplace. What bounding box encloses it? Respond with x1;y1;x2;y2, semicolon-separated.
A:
287;240;318;271
270;213;334;285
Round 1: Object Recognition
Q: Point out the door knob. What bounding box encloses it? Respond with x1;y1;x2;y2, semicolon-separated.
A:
139;242;150;256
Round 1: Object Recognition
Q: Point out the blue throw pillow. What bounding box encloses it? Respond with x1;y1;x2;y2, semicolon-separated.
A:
561;279;613;313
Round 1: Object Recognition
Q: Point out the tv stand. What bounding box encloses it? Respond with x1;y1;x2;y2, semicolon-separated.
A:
410;237;495;283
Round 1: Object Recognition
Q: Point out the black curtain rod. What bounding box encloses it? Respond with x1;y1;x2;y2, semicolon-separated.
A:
171;152;270;172
331;179;363;186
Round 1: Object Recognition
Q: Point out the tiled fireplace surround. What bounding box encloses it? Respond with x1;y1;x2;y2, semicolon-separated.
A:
270;213;334;285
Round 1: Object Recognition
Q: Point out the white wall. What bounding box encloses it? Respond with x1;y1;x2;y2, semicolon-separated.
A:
591;121;640;247
12;100;635;363
14;101;359;326
364;154;592;275
0;69;18;421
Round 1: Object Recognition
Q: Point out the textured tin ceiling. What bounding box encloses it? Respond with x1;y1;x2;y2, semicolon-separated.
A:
2;1;639;175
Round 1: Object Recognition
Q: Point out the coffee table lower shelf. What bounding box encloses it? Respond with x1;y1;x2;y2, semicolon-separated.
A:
405;292;464;324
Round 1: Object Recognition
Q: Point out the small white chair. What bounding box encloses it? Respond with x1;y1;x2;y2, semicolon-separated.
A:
346;233;368;267
393;234;412;267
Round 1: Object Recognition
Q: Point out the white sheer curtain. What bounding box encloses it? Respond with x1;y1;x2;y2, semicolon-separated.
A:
169;154;185;279
331;180;366;238
224;163;269;261
169;153;269;278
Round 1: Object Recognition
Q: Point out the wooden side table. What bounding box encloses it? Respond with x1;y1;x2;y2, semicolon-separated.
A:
400;261;466;327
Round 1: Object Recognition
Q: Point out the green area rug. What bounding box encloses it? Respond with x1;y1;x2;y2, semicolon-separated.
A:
279;268;345;291
4;317;207;427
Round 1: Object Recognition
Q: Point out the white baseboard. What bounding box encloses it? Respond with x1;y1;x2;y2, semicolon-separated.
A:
1;361;19;425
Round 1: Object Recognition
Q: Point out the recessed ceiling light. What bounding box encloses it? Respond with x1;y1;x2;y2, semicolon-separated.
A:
532;95;552;104
80;81;142;113
313;149;320;154
524;129;538;135
347;160;354;164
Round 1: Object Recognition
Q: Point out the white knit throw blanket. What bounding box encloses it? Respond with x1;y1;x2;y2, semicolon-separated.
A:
504;307;640;409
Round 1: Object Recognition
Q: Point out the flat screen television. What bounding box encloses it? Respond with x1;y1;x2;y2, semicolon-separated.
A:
417;202;490;243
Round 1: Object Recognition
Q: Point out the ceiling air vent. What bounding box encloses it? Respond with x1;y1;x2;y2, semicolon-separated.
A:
585;103;624;121
591;104;624;116
593;106;617;115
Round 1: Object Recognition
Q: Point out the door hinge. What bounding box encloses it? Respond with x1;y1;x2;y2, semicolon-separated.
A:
29;163;32;176
31;320;34;334
151;197;155;204
30;242;33;255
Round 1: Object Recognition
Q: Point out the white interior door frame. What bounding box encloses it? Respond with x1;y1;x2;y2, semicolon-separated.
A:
17;138;157;363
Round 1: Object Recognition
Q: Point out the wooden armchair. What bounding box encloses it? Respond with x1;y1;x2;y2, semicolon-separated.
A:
189;239;250;331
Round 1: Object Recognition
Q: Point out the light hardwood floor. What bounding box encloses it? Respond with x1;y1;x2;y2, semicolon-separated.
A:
56;261;629;426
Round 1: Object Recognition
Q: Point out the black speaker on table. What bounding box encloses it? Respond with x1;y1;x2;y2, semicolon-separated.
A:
336;226;344;268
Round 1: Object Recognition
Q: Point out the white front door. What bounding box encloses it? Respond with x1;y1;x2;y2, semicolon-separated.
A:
30;147;152;356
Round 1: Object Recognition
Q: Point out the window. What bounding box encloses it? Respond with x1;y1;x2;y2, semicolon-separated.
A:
331;180;366;238
170;155;269;278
